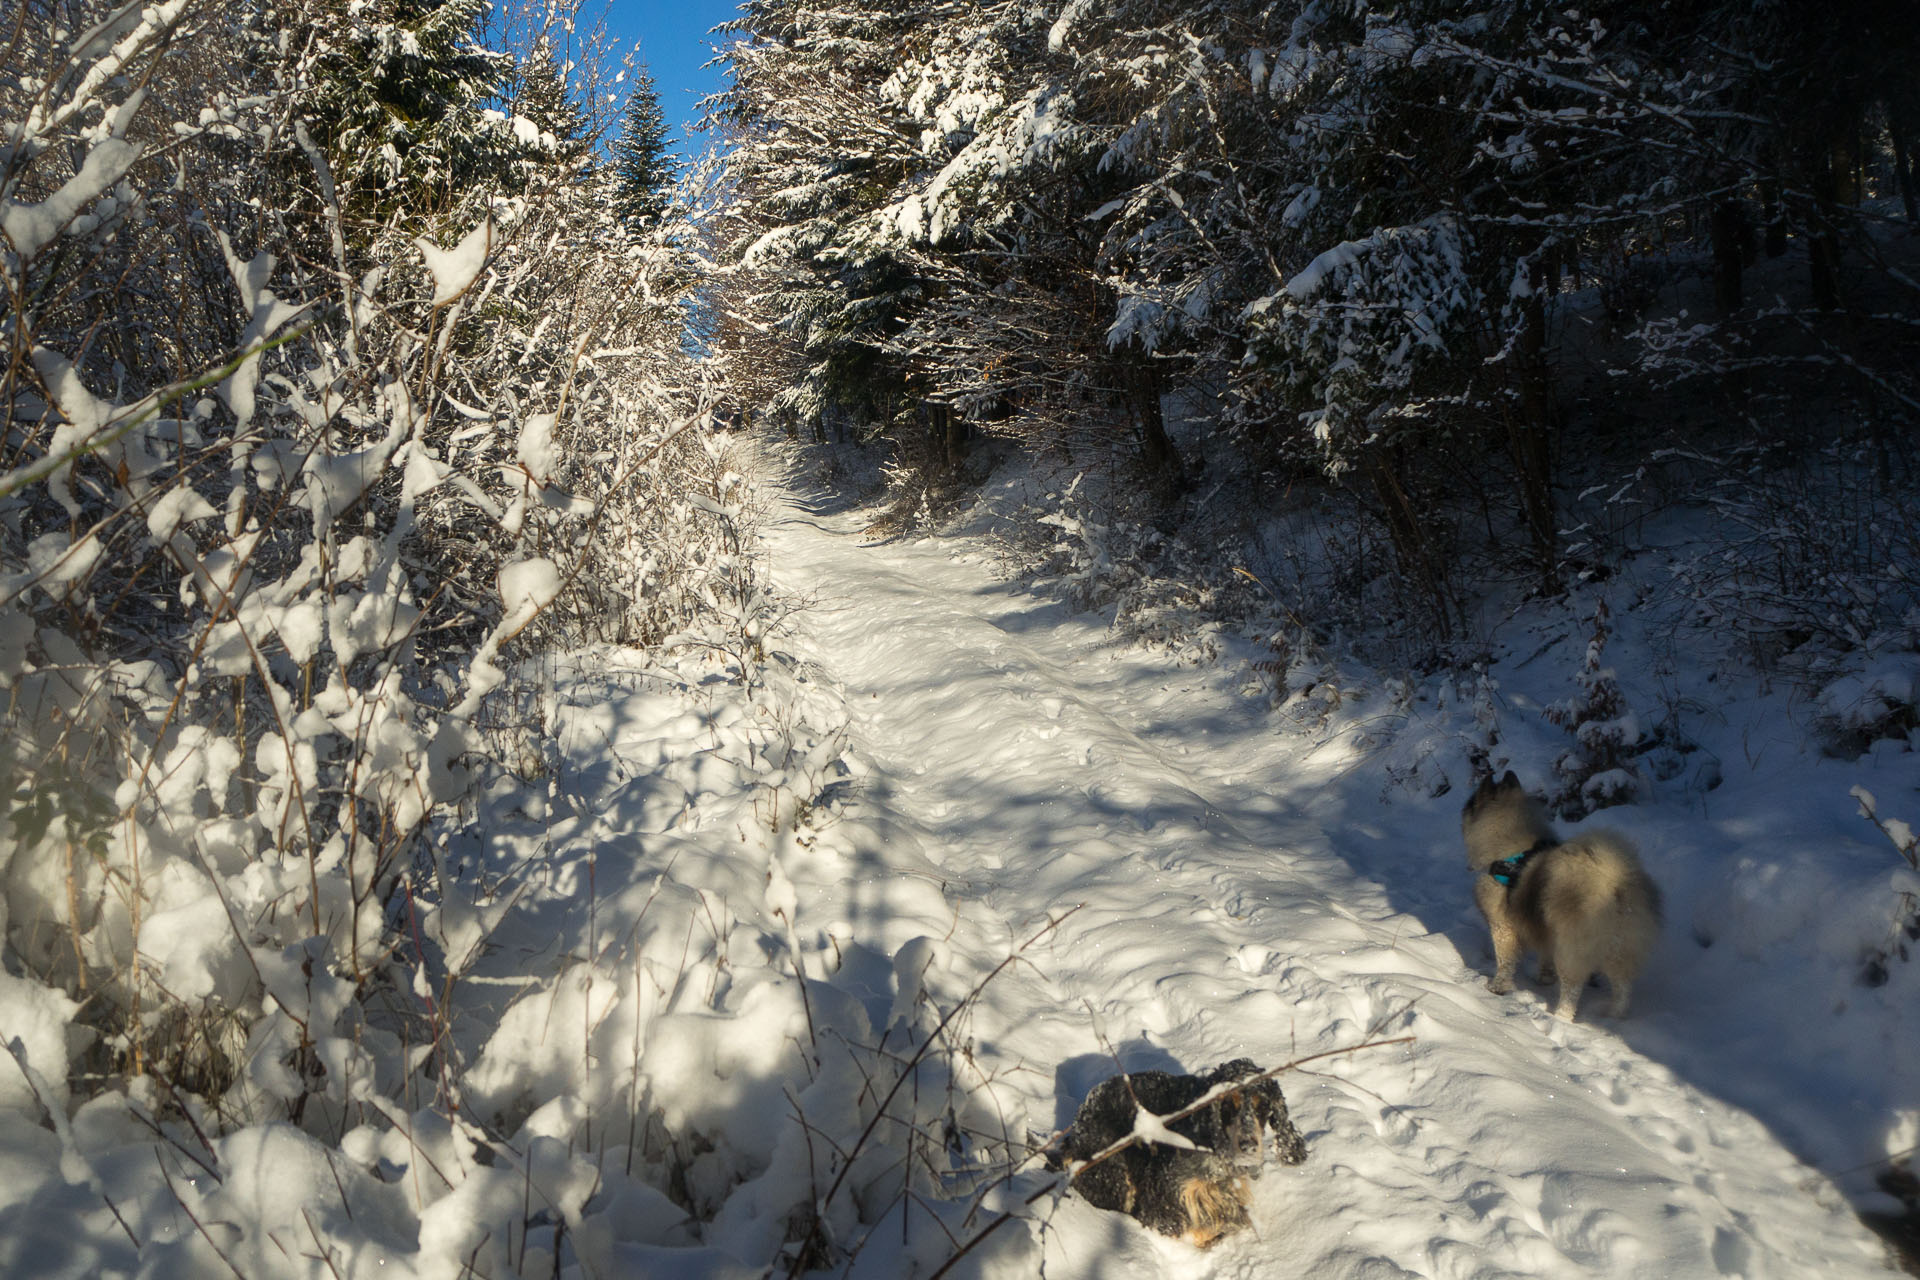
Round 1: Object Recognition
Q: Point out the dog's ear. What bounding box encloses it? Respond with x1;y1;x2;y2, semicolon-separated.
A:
1464;772;1495;814
1499;770;1521;790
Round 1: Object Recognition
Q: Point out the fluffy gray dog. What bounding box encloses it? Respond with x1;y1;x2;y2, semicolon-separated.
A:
1462;771;1662;1020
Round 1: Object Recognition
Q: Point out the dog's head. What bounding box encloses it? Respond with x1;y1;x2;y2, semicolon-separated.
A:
1461;770;1551;869
1197;1060;1306;1169
1462;770;1525;826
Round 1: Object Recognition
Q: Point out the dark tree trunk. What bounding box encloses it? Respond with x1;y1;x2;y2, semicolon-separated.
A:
1808;151;1842;312
1834;128;1865;206
1892;115;1919;225
1511;263;1560;592
1122;357;1185;499
1762;179;1788;258
939;401;969;473
1711;198;1748;315
1363;451;1452;642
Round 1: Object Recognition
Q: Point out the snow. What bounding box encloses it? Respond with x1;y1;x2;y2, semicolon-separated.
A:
143;484;217;542
1049;0;1096;53
0;469;1913;1277
415;217;493;306
1284;236;1370;299
1823;657;1920;729
212;232;307;429
1281;185;1320;227
497;556;561;630
0;973;79;1113
888;934;942;1029
1130;1105;1199;1152
517;410;558;483
0;137;141;259
27;344;116;518
757;492;1903;1277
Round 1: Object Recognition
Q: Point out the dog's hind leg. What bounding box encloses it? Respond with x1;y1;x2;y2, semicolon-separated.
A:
1552;963;1592;1021
1604;973;1633;1018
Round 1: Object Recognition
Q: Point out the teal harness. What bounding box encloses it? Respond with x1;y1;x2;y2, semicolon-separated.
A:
1489;838;1555;887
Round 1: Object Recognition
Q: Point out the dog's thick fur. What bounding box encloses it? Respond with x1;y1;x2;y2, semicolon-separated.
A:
1053;1059;1306;1247
1461;771;1663;1021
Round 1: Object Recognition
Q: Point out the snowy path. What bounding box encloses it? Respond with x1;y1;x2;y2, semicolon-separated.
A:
763;490;1898;1280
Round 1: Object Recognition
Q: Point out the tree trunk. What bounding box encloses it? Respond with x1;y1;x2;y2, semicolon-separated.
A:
1363;451;1452;642
1511;264;1560;592
1710;198;1747;315
1122;357;1185;499
1808;150;1842;312
1834;128;1864;207
938;401;968;474
1892;115;1919;226
1762;179;1788;258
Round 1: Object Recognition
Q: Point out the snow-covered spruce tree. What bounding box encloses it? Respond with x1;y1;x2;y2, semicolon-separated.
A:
0;0;734;1126
505;34;594;169
299;0;519;218
716;1;1153;504
716;0;1216;508
876;1;1198;493
711;0;942;469
611;65;681;234
1545;600;1642;818
1213;0;1647;621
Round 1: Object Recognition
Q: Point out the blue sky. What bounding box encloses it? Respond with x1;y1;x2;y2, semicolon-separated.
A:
599;1;741;155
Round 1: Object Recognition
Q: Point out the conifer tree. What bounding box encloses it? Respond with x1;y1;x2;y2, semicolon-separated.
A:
1546;601;1642;818
511;35;593;169
611;68;680;232
302;0;517;217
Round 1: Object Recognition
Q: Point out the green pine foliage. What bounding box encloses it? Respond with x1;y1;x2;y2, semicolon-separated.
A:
510;36;593;170
1545;600;1643;818
612;68;681;232
302;0;517;216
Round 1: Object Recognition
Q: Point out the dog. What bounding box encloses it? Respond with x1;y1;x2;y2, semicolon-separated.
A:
1461;770;1663;1020
1052;1058;1306;1247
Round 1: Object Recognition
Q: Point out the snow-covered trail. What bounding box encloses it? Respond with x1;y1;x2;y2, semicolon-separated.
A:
763;490;1898;1280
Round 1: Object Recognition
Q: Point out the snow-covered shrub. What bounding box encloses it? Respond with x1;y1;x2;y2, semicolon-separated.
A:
412;650;1048;1277
1545;600;1643;817
1033;476;1127;611
1018;472;1259;651
0;0;737;1135
1661;434;1920;672
384;184;734;654
1851;787;1920;988
1815;654;1920;760
0;11;984;1258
